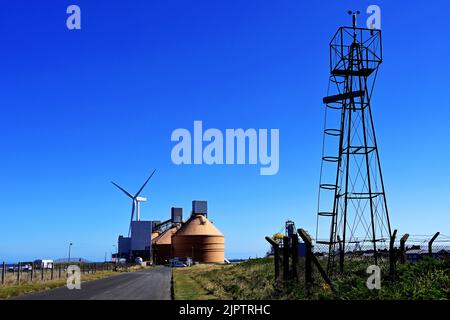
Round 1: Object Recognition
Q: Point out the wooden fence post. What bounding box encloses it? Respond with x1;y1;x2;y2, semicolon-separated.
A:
389;229;398;280
299;228;336;293
2;261;5;285
17;262;21;285
291;234;299;280
399;234;409;264
265;236;280;280
282;236;290;282
298;229;313;291
428;232;440;258
41;263;44;281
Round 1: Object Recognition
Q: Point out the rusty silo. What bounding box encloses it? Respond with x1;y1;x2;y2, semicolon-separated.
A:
152;226;179;265
172;209;224;263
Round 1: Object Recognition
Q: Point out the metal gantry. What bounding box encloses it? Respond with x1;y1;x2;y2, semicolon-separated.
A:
316;14;392;274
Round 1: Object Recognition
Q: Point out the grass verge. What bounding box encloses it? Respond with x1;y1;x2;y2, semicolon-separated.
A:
173;265;222;300
172;258;450;300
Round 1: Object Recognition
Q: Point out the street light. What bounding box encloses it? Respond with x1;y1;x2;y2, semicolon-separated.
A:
68;243;73;263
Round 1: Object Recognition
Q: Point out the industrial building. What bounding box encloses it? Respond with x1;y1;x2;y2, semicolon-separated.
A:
115;199;225;264
118;221;158;261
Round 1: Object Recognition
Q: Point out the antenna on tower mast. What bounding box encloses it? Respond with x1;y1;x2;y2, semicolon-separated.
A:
347;10;360;28
348;10;361;41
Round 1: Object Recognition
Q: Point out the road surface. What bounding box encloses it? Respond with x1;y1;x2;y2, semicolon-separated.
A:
13;266;171;300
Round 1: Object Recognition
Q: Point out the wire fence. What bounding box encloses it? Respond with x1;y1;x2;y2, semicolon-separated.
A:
0;261;136;287
312;233;450;265
267;231;450;296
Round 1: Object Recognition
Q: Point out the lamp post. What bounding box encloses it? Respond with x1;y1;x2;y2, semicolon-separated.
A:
68;242;73;263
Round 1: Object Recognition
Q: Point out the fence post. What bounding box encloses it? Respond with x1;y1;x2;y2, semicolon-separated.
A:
265;236;280;280
291;234;299;280
41;263;44;281
389;229;398;281
298;229;313;292
31;262;34;282
51;264;54;280
2;261;5;285
399;234;409;264
282;236;290;282
17;262;21;285
337;235;344;273
59;264;62;279
428;232;440;258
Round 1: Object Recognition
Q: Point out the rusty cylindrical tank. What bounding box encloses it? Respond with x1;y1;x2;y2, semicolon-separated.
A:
172;214;224;263
152;226;178;265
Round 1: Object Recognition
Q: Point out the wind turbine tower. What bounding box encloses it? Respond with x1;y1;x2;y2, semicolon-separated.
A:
112;169;156;236
113;170;157;262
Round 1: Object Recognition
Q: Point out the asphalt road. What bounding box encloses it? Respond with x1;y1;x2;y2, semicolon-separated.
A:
13;266;172;300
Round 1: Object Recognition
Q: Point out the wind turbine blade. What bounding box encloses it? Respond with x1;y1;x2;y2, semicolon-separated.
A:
135;169;156;197
111;181;134;199
128;201;135;237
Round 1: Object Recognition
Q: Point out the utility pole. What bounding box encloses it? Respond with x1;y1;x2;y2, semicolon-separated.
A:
68;242;73;263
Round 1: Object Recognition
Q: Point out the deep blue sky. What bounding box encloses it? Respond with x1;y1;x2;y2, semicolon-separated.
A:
1;1;449;262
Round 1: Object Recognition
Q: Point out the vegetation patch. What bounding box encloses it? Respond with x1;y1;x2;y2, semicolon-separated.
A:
173;257;450;300
173;265;219;300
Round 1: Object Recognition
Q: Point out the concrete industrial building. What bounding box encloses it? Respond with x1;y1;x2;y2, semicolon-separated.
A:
118;220;158;261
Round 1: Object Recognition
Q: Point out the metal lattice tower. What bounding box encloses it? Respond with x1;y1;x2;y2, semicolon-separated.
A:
315;12;392;274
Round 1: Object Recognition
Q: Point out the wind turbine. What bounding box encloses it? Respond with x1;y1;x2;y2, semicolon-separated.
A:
112;169;156;236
